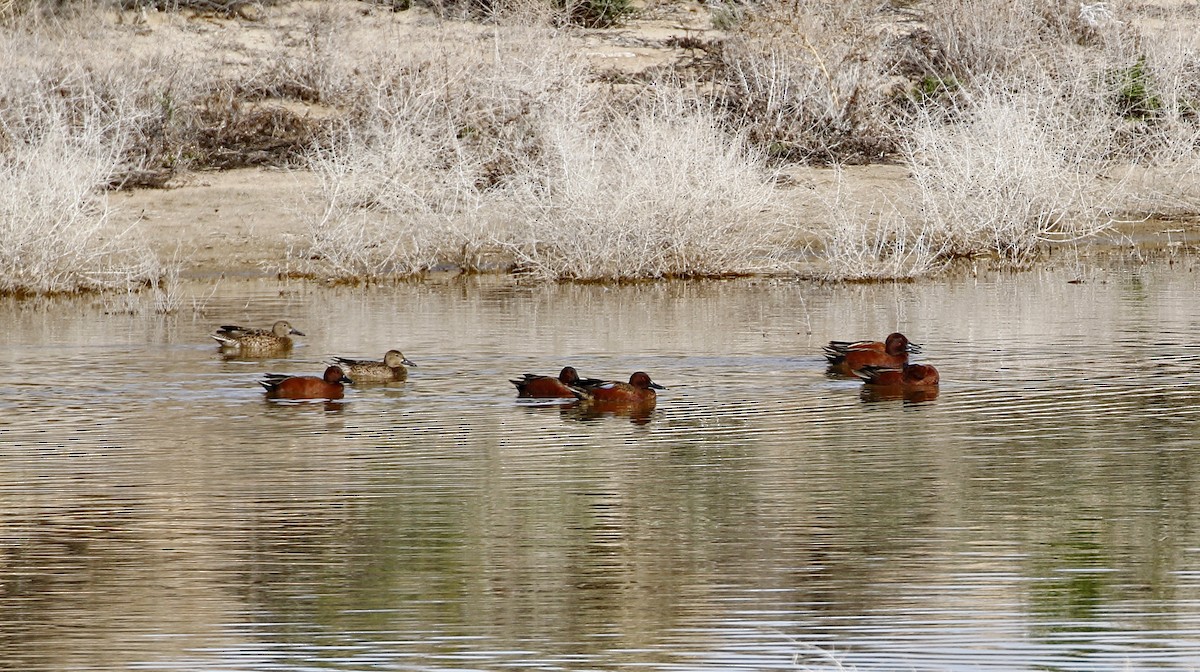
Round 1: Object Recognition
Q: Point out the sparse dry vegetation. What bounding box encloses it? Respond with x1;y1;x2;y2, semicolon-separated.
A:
500;91;789;280
745;0;1200;278
0;31;164;295
904;87;1119;264
2;0;1200;292
811;170;946;281
711;0;905;164
0;117;162;295
299;31;586;278
297;28;793;281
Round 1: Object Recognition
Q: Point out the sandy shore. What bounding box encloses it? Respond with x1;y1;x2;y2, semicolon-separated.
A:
112;168;313;279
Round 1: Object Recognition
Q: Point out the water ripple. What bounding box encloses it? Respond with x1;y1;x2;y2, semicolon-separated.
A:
2;269;1200;671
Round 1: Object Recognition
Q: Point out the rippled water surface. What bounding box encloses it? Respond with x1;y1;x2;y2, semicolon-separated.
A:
4;263;1200;671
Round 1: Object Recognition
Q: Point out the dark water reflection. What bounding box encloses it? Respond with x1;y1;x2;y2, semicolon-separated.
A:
3;263;1200;671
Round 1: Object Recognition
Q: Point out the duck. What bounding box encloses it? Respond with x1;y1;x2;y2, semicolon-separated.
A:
213;320;304;357
511;366;602;399
853;363;940;388
569;371;665;404
824;332;919;376
261;365;352;400
333;350;416;383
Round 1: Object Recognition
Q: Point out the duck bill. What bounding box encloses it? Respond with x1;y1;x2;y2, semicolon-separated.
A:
402;358;417;367
649;382;666;390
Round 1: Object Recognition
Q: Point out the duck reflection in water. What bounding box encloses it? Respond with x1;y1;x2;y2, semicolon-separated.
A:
561;398;657;425
261;397;349;413
859;385;940;404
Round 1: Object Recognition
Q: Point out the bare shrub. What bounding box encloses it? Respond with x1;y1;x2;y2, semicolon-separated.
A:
0;102;160;295
188;86;320;169
299;23;791;282
812;172;945;281
859;0;1200;267
119;0;279;19
1109;31;1200;213
0;18;173;294
302;129;495;277
3;0;282;24
409;0;633;27
712;0;903;163
917;0;1111;79
906;0;1194;159
556;0;633;28
248;1;363;104
3;2;335;184
500;90;789;281
298;30;583;278
904;87;1117;262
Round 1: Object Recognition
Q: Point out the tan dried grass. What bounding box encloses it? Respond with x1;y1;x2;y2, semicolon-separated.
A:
0;17;170;295
904;86;1119;262
713;0;900;164
0;105;161;295
811;171;946;281
500;90;789;280
299;28;581;277
299;26;793;281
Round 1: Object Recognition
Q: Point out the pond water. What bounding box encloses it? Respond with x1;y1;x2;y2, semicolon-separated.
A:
3;259;1200;671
